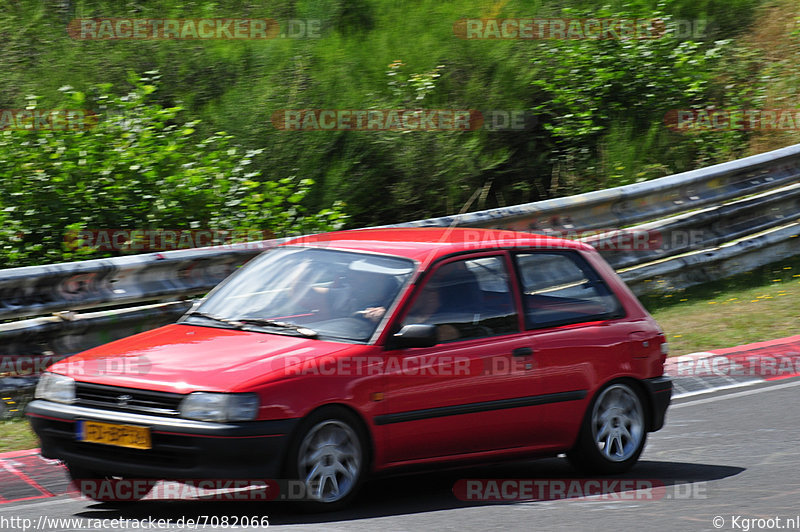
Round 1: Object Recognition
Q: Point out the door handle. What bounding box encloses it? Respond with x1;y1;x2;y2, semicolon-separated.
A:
512;347;534;357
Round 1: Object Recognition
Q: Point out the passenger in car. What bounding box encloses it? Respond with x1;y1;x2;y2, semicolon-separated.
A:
403;282;461;342
350;272;399;323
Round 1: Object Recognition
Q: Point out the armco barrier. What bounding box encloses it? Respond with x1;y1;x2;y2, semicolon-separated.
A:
0;242;275;321
1;143;799;367
590;183;800;270
620;222;800;295
0;301;189;360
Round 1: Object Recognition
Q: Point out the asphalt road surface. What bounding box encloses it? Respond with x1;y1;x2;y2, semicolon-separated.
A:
3;378;799;532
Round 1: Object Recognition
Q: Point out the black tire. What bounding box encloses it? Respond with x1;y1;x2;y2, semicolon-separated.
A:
284;406;368;512
567;381;648;475
66;464;155;502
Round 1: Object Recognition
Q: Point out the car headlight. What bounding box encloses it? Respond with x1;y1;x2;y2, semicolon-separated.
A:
179;392;260;422
35;372;76;404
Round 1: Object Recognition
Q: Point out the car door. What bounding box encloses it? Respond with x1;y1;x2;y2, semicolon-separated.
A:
508;249;632;448
377;252;546;464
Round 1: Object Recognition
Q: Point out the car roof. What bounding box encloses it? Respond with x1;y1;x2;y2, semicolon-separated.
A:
283;227;592;267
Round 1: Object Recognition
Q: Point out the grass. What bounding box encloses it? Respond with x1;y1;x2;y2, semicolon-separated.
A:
0;418;39;453
645;255;800;356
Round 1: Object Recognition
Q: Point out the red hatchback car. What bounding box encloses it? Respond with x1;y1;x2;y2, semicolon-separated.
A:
28;228;671;509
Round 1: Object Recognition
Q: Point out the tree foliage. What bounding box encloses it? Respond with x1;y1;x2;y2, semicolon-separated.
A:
0;0;771;266
0;73;346;267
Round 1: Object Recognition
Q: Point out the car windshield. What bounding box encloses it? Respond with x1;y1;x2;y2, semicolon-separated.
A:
185;246;416;342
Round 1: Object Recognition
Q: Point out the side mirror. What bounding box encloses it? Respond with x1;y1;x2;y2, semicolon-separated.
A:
391;324;438;349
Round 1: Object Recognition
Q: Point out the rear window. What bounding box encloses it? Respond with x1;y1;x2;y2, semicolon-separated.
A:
514;251;623;329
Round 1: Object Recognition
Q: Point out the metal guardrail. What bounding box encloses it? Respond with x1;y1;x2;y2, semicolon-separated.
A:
0;242;274;321
0;301;189;360
1;143;800;363
588;183;800;270
620;222;800;296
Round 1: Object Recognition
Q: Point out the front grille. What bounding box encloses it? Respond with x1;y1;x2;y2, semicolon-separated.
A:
75;383;183;417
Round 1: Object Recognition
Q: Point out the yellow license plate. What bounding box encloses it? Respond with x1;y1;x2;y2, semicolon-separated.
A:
78;420;151;450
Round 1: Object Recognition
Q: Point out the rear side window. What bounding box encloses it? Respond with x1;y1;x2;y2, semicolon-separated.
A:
514;252;623;329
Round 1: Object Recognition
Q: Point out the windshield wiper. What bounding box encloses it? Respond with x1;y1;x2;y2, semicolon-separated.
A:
236;318;318;338
184;312;318;338
184;311;243;328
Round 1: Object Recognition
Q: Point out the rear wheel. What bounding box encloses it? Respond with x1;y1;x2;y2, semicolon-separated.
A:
568;382;647;475
285;407;367;511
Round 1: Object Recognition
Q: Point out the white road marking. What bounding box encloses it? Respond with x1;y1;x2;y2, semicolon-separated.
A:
672;379;760;399
672;378;800;409
0;496;76;512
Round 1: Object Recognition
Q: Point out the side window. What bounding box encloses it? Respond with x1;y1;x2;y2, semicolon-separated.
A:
515;252;623;329
402;256;518;342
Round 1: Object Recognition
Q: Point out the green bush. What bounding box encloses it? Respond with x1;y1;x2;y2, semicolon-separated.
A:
0;73;346;267
0;0;769;258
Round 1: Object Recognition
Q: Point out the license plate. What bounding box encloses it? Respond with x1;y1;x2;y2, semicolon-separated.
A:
77;420;151;450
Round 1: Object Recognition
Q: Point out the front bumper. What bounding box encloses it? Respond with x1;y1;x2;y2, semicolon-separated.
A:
642;376;672;432
27;400;298;479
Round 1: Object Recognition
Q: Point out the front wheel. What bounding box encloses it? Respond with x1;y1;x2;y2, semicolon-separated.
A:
285;407;367;511
567;382;648;475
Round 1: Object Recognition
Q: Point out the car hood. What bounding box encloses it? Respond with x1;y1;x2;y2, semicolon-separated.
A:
47;323;359;393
